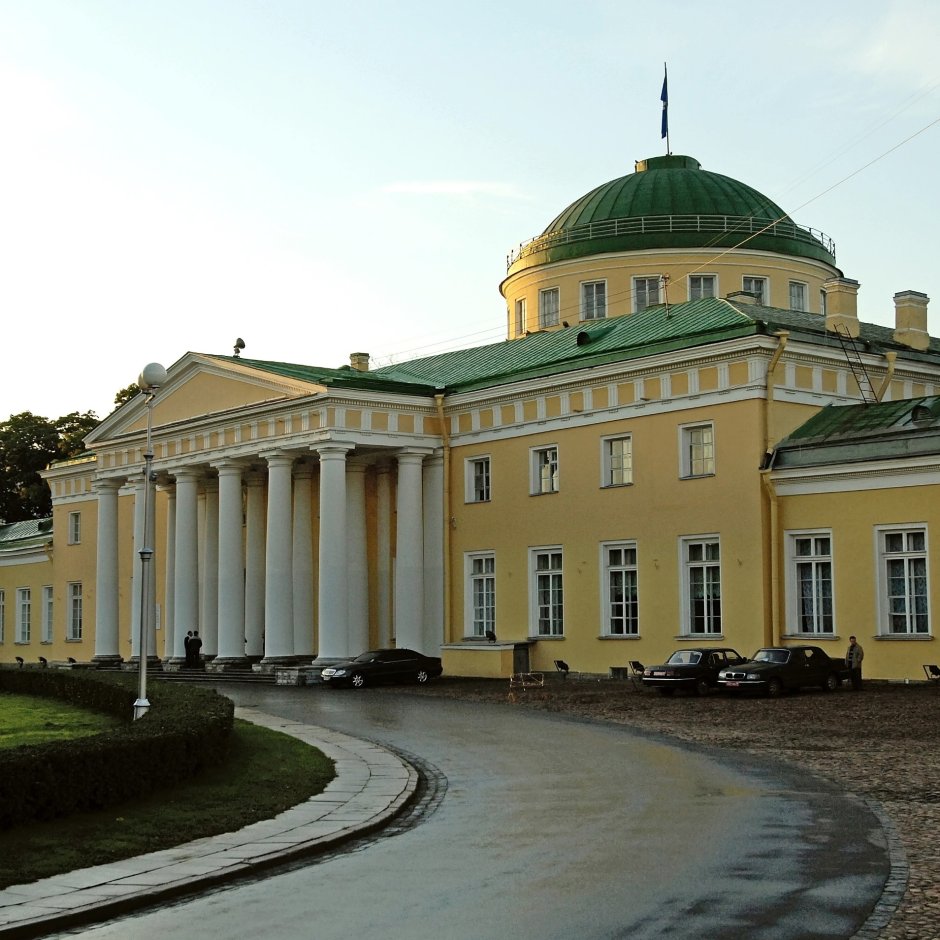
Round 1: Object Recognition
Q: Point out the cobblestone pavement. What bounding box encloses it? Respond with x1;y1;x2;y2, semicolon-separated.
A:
404;678;940;940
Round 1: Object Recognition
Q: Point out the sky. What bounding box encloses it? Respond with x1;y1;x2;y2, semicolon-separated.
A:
1;0;939;422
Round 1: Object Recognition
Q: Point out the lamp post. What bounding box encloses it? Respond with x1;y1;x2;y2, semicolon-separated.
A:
133;362;167;720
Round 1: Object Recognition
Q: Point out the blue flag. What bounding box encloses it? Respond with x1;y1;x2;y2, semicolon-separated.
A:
660;66;668;140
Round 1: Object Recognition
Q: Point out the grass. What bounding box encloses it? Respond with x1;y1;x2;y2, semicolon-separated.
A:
0;691;121;749
0;712;335;888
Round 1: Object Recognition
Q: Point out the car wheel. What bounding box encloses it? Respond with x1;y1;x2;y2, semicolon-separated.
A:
824;672;839;692
416;669;429;684
350;672;366;689
766;677;783;698
695;677;710;697
658;688;674;697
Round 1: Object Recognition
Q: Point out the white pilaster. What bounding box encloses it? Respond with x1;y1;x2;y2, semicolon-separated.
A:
173;469;201;660
162;485;176;659
216;461;247;663
423;452;444;653
244;471;266;659
93;479;122;662
263;453;294;662
375;463;392;649
346;458;369;656
394;450;426;651
200;480;219;657
316;444;351;659
292;463;315;658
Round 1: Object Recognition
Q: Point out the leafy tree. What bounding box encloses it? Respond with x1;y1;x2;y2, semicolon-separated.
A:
0;411;99;523
114;383;140;407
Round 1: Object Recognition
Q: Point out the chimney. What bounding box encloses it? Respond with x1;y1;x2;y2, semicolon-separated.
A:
893;291;930;351
823;277;860;337
349;352;370;372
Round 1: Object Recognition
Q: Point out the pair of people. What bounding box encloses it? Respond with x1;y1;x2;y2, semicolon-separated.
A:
184;630;203;668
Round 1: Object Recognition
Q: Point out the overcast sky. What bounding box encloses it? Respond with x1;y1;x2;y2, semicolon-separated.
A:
2;0;939;421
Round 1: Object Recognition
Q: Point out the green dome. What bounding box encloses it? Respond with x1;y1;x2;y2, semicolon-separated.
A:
508;155;836;272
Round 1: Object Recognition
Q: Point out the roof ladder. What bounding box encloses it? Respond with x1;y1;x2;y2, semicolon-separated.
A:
833;324;877;404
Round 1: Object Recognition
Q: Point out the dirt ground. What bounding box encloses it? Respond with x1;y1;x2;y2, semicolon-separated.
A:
406;676;940;940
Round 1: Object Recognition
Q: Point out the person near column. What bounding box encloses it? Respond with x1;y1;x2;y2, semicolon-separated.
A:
845;635;864;690
184;631;193;667
191;630;203;669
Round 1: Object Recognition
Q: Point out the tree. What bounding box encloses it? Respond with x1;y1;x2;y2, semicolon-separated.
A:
113;383;140;407
0;411;99;523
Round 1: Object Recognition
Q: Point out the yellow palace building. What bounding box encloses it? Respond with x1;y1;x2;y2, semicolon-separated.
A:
2;154;938;681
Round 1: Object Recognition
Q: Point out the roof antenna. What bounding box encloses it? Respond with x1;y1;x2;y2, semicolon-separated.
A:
234;338;245;358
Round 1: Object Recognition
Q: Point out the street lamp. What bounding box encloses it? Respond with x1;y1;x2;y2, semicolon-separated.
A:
133;362;167;720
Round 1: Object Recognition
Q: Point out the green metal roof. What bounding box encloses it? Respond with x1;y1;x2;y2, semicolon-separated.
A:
0;518;53;549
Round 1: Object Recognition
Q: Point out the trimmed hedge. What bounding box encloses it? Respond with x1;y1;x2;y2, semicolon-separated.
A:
0;669;234;830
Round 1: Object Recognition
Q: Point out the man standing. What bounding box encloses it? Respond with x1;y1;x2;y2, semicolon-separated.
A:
846;635;864;690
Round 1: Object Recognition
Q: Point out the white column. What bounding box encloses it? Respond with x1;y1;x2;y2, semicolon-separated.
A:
346;458;369;656
162;485;176;660
394;450;426;651
93;479;122;662
292;463;315;658
423;452;444;653
375;463;392;649
216;461;246;663
200;480;219;658
263;453;294;662
244;471;266;659
173;469;200;660
130;477;146;659
316;444;350;659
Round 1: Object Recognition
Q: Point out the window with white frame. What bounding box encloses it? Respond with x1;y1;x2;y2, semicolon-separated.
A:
878;527;929;635
602;435;633;487
68;511;81;544
466;553;495;637
531;445;559;494
581;280;607;320
515;298;526;335
466;456;491;503
16;588;31;643
820;289;827;316
787;533;833;634
603;542;638;635
41;585;53;643
532;548;564;636
633;276;661;311
742;276;767;304
789;281;807;312
682;537;721;635
689;275;716;301
0;589;4;643
68;582;83;640
539;288;560;328
680;423;715;477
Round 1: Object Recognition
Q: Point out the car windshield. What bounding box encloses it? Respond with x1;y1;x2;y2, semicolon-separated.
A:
353;652;381;663
753;649;790;664
666;650;702;665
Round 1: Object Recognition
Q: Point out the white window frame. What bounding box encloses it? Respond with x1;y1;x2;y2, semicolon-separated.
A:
514;298;526;335
679;422;715;478
581;280;607;320
68;582;83;641
530;547;564;637
465;552;495;638
531;445;559;495
788;281;808;312
680;536;722;636
633;276;661;312
601;541;639;636
742;276;768;305
785;531;834;635
68;511;81;545
41;585;53;643
601;434;633;487
820;289;827;316
0;589;4;644
16;587;31;643
689;274;717;301
876;525;930;636
465;455;491;503
539;288;560;328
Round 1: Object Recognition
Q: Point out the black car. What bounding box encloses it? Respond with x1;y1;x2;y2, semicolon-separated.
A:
643;647;748;696
320;648;443;689
718;645;847;697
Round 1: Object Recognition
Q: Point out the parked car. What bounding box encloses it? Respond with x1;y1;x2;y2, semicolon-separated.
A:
642;647;748;696
717;645;848;697
320;648;443;689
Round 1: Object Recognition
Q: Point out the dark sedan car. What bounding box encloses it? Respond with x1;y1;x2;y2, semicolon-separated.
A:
643;647;748;696
320;648;443;689
718;645;847;697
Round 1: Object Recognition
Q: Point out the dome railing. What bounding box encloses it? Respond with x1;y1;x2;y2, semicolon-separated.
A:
507;214;836;269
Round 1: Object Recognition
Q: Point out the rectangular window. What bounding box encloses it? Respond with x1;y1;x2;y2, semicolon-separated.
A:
515;298;526;335
602;435;633;487
682;538;721;635
879;527;929;635
531;445;559;495
466;553;495;637
680;423;715;477
689;275;716;301
539;288;560;328
68;582;83;640
788;533;834;634
532;548;564;636
41;585;53;643
0;589;4;644
581;280;607;320
603;542;638;636
820;289;827;316
633;276;661;312
789;281;807;312
466;456;491;503
68;511;81;544
743;276;767;304
16;588;31;643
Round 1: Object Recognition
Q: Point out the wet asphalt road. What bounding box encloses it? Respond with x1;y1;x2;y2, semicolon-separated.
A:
63;685;889;940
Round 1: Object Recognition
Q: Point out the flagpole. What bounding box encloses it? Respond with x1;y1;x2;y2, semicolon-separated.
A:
661;62;670;155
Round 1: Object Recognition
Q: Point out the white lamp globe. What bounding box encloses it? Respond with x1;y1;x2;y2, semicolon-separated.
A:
138;362;168;391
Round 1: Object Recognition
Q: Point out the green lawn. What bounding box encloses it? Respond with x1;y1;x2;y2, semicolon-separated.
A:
0;691;120;748
0;696;334;888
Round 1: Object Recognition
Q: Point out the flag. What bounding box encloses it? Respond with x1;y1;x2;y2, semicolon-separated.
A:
660;65;668;140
